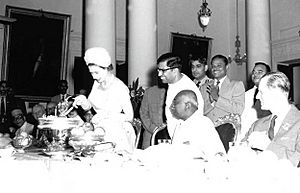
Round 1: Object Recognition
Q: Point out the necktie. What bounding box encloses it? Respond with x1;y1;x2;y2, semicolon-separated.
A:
209;80;220;103
216;80;220;94
216;79;220;92
268;115;277;140
253;88;259;105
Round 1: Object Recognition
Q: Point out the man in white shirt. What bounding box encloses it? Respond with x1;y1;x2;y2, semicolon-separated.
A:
169;90;225;159
157;53;204;139
239;62;271;139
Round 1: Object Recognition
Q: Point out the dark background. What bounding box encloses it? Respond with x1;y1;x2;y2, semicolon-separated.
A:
6;7;65;97
170;32;212;79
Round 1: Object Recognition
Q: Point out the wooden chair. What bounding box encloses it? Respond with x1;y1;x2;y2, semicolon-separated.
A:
131;118;143;149
150;123;167;146
214;113;241;152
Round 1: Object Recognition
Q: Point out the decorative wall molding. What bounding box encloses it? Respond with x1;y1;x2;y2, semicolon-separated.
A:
279;24;300;40
272;36;300;64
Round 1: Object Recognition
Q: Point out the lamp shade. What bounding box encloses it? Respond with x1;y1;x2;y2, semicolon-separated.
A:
200;15;210;26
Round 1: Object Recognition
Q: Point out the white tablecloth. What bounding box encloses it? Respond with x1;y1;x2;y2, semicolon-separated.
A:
0;144;299;193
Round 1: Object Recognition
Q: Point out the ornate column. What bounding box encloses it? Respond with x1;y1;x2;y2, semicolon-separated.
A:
246;0;271;75
128;0;157;87
85;0;116;73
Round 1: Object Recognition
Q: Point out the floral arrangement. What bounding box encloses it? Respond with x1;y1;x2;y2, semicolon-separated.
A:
128;78;145;118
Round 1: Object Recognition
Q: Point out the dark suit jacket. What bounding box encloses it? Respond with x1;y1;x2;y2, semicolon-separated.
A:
139;86;166;149
244;105;300;166
201;76;245;123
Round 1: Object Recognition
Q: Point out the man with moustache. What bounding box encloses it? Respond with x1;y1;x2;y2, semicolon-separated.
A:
157;53;203;140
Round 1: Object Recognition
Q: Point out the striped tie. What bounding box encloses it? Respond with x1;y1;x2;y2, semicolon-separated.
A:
268;115;277;140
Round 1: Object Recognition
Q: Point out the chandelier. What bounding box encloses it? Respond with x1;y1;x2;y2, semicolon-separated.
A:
197;0;212;32
228;0;247;65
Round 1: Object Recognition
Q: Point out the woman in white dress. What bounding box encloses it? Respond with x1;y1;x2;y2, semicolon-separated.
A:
73;47;135;152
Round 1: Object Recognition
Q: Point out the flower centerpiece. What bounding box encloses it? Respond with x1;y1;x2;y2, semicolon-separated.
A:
128;78;145;118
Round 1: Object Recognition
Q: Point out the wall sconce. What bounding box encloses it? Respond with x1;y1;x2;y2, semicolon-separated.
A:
198;0;212;32
228;0;246;65
228;35;247;65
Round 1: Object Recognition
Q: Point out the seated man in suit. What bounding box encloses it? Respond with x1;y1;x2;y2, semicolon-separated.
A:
242;72;300;167
0;81;26;134
169;89;225;159
201;54;245;123
51;80;71;103
9;107;37;139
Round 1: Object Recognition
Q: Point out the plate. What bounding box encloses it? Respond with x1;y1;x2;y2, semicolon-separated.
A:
94;142;115;152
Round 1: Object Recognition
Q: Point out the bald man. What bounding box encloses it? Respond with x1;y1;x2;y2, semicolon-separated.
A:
169;90;225;159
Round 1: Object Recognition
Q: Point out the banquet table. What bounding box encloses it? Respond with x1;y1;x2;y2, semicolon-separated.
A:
1;144;300;193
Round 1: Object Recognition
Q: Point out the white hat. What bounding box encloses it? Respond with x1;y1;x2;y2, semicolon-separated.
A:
84;47;111;68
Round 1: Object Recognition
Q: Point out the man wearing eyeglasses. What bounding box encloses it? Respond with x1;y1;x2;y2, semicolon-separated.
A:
9;107;36;138
157;53;204;139
0;81;26;135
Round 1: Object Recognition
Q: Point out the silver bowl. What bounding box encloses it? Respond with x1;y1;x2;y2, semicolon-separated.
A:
37;117;81;151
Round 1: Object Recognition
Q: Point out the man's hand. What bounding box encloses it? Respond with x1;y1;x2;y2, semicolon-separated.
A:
206;84;219;102
247;131;271;151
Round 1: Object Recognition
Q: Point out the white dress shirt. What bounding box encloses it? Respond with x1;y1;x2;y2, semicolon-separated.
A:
239;86;258;140
165;74;204;138
15;122;35;136
171;110;225;159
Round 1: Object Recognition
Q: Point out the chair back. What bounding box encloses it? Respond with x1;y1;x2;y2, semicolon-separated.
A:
131;118;142;149
214;113;241;152
150;123;167;146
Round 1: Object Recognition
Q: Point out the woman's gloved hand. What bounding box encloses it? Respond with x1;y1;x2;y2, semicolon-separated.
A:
72;95;91;110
